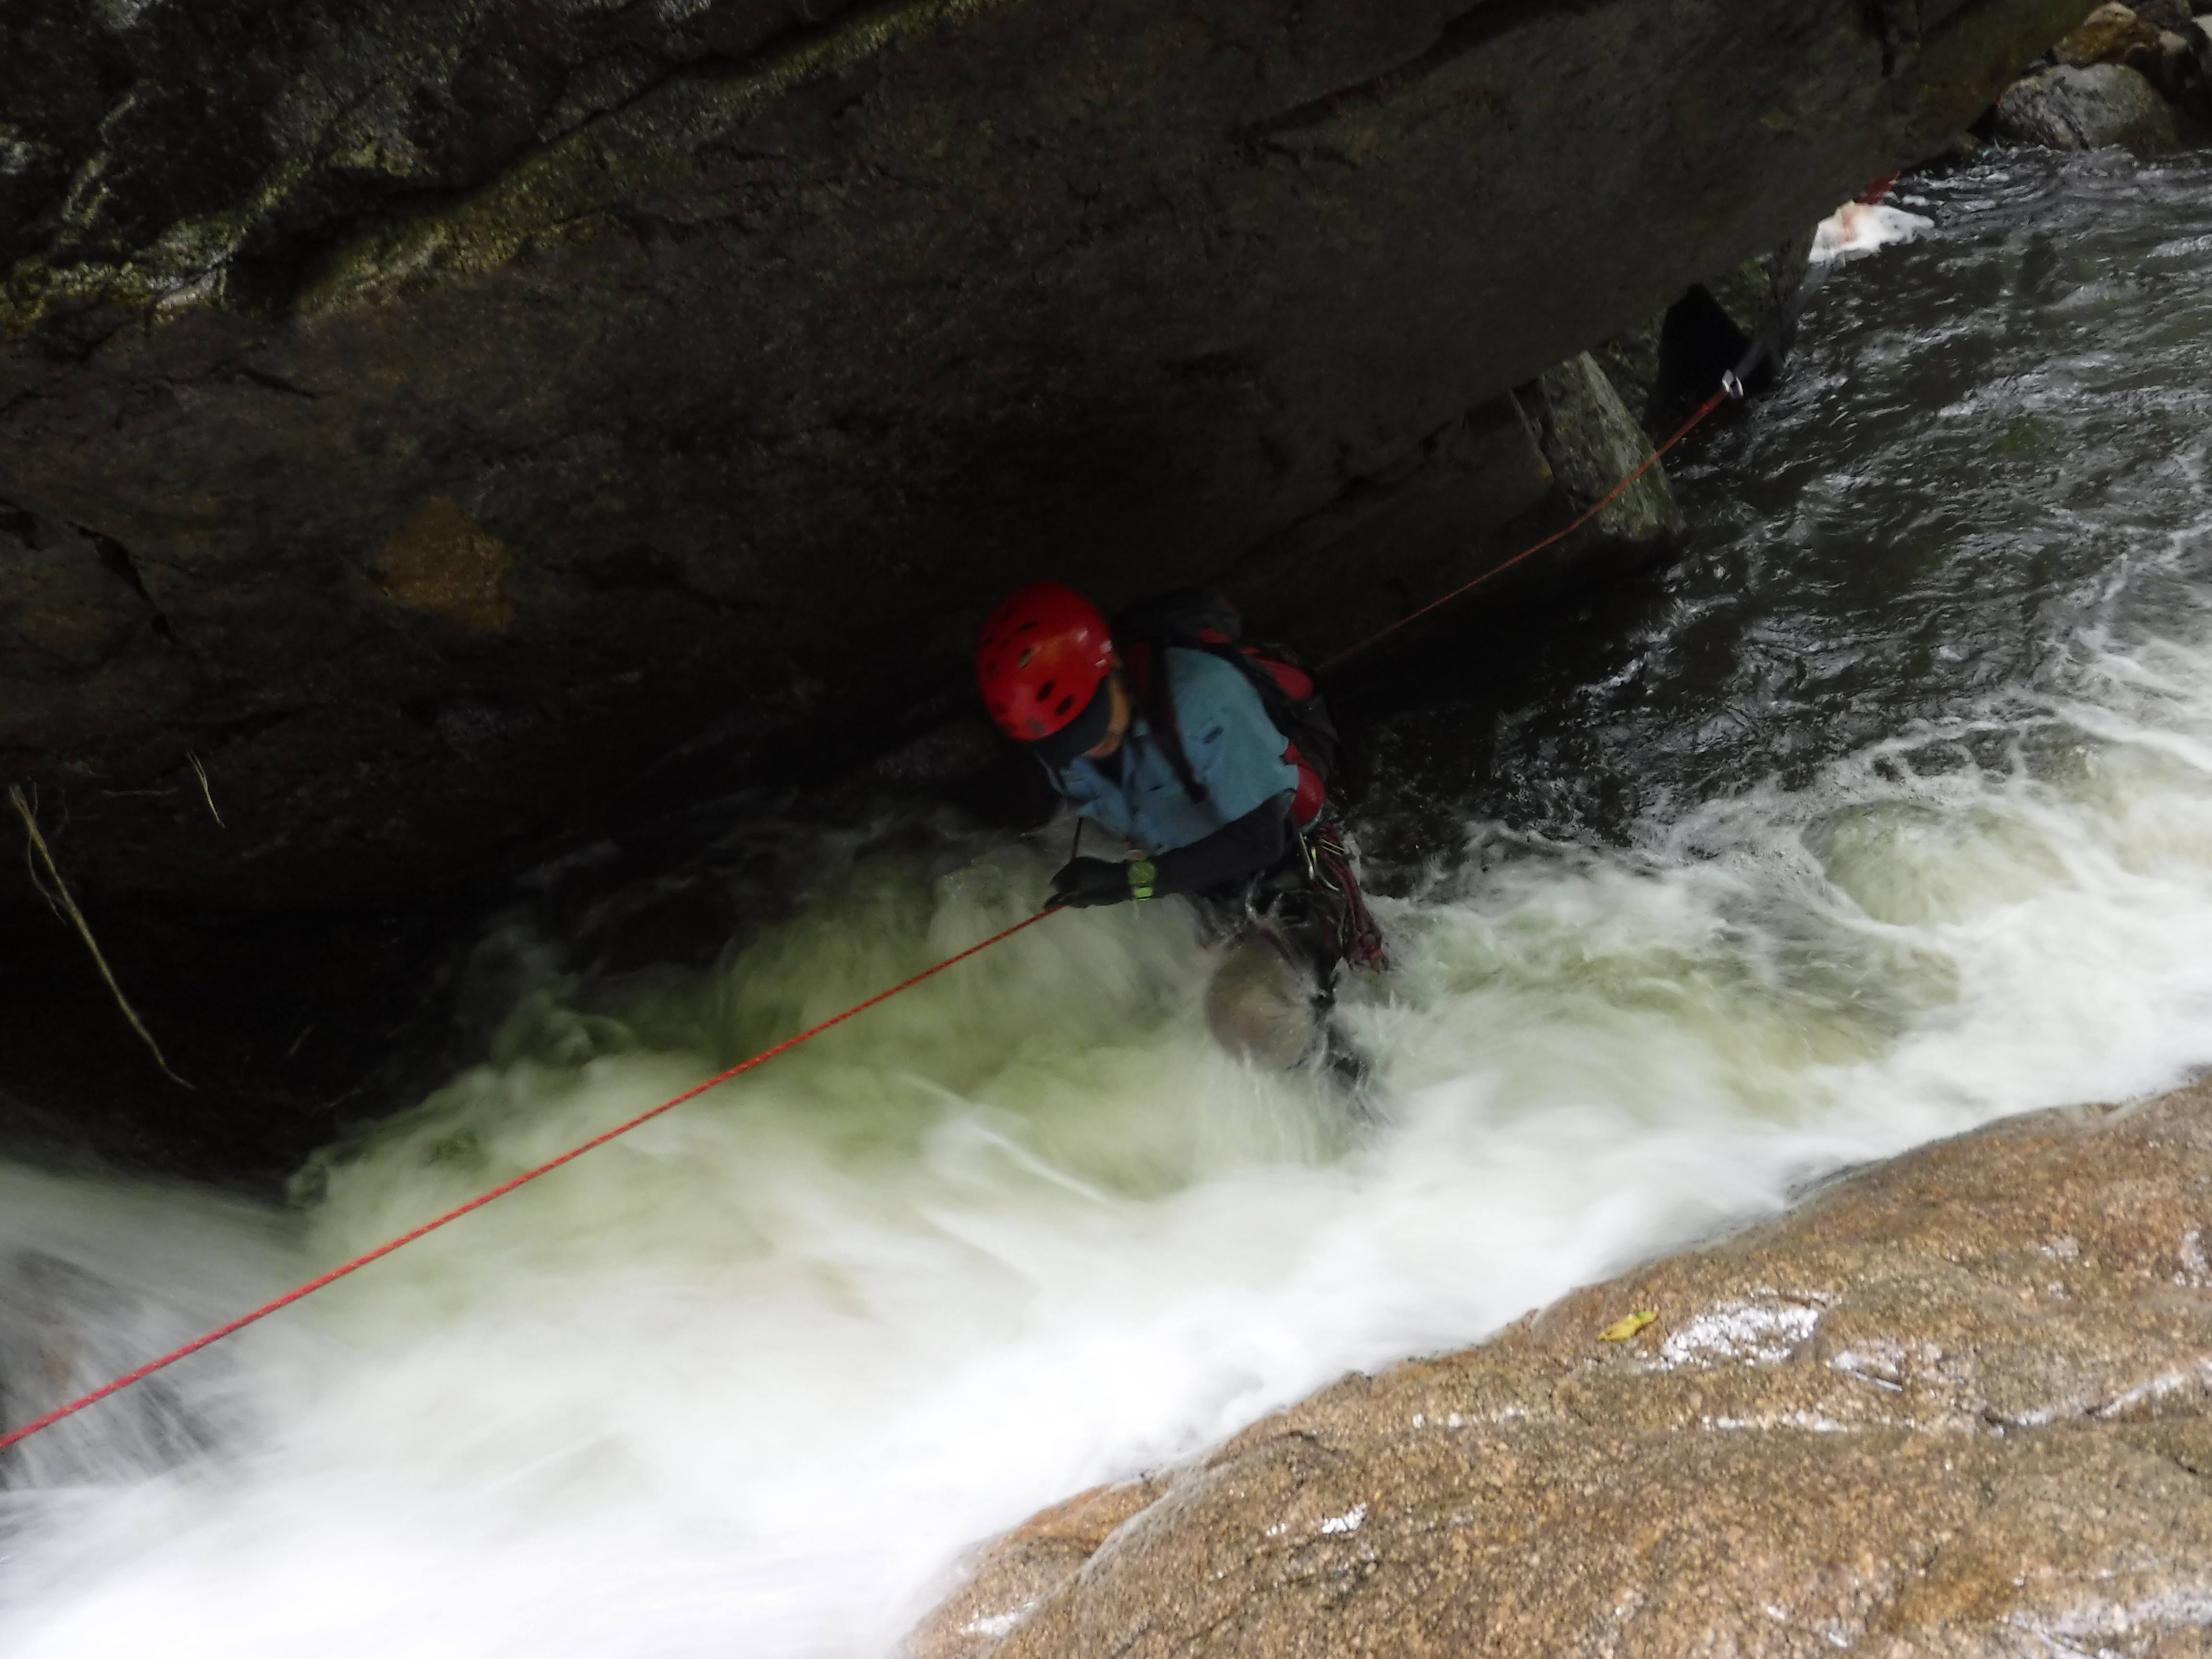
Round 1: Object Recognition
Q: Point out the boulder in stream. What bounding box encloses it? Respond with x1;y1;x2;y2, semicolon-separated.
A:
1995;61;2185;148
1530;355;1684;557
911;1076;2212;1658
2055;1;2163;63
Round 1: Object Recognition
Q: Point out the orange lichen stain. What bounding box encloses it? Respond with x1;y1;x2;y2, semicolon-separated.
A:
371;497;515;631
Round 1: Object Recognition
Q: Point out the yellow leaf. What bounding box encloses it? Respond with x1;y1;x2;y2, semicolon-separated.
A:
1598;1310;1657;1342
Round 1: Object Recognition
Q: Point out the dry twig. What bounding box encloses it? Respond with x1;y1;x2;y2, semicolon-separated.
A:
8;784;193;1090
187;752;224;828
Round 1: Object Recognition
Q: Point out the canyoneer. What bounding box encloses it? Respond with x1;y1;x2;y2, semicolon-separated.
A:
975;581;1387;1073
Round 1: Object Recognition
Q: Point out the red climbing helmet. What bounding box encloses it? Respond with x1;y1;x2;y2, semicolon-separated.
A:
975;581;1117;765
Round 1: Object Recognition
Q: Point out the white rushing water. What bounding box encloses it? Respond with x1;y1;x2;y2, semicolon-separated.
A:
2;151;2211;1656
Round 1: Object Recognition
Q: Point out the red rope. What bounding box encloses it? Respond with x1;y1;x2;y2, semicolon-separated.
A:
0;369;1755;1458
1318;385;1732;675
0;907;1056;1457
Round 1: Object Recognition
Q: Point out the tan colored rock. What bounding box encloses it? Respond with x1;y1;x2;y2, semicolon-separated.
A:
0;513;151;670
370;497;516;632
2057;2;2162;64
907;1478;1174;1659
915;1080;2212;1656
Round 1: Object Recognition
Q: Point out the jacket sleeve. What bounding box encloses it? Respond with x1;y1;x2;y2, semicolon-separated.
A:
1148;800;1288;895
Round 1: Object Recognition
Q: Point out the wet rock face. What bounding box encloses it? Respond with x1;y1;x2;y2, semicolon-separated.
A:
0;0;851;301
1;0;2087;912
912;1079;2212;1658
0;1249;214;1491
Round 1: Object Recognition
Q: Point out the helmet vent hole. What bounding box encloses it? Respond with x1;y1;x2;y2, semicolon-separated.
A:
1035;679;1056;702
1056;695;1074;717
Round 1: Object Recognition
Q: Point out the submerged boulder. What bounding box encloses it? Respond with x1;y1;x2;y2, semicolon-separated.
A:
912;1076;2212;1658
1995;61;2185;148
0;1248;215;1490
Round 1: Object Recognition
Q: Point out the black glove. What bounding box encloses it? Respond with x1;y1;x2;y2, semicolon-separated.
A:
1050;856;1134;909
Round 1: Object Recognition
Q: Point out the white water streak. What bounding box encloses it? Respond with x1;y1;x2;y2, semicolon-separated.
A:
5;637;2212;1657
2;156;2212;1659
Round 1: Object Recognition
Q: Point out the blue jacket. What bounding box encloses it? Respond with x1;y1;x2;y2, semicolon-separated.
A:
1054;648;1299;854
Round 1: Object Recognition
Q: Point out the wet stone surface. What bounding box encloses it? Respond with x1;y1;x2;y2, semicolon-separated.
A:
912;1076;2212;1658
1;0;2062;916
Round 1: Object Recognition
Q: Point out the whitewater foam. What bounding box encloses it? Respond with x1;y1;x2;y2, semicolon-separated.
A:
1;149;2210;1659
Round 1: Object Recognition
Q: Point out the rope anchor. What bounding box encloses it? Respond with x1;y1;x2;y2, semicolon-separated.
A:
1319;377;1734;674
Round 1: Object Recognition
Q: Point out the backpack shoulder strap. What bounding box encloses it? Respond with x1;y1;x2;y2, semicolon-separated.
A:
1127;642;1212;811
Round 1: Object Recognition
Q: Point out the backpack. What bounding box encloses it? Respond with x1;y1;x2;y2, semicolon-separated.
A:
1113;590;1343;813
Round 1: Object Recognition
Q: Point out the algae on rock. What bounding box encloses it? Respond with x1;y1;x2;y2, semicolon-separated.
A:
1532;353;1683;553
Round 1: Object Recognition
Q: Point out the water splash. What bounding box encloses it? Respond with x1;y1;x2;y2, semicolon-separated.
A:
0;147;2210;1658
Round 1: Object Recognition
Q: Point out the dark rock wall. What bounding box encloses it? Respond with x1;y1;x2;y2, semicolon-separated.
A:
2;0;2087;911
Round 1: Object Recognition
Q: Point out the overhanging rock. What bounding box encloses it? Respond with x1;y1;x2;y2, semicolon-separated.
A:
1;0;2092;908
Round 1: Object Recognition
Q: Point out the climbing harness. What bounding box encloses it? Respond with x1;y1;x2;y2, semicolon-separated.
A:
1305;818;1387;974
0;374;1749;1457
